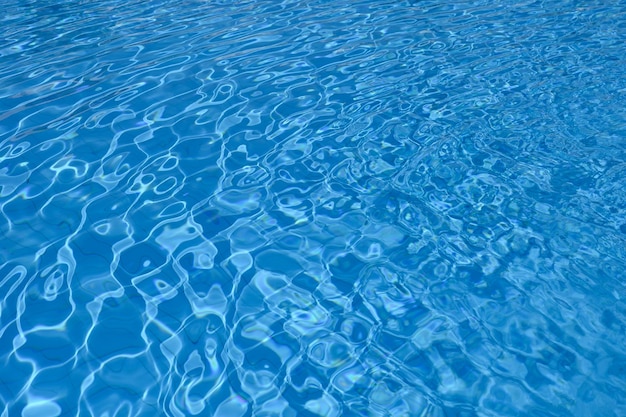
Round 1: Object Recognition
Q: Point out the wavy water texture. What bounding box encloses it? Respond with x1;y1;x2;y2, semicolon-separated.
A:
1;0;626;416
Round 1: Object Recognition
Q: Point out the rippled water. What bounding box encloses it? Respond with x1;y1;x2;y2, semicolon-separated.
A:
1;0;626;415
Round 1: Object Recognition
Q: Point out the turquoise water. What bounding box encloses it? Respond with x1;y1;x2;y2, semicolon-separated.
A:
1;0;626;415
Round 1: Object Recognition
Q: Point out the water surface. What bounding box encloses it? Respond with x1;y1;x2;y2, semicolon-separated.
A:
1;0;626;416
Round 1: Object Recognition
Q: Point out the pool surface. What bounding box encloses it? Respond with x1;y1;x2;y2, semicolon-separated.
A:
1;0;626;416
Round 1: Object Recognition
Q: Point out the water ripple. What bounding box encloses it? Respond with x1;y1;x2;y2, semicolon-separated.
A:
1;0;626;416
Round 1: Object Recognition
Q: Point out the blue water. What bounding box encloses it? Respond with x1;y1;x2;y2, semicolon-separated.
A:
1;0;626;415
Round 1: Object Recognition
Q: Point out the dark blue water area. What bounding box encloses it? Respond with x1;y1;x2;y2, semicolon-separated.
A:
1;0;626;415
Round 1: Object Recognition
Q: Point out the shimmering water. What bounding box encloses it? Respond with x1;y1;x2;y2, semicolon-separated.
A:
1;0;626;415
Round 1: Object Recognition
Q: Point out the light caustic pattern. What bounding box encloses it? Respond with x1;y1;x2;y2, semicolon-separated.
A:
1;0;626;416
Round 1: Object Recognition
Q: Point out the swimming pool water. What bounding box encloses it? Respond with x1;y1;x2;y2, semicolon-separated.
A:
1;0;626;415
